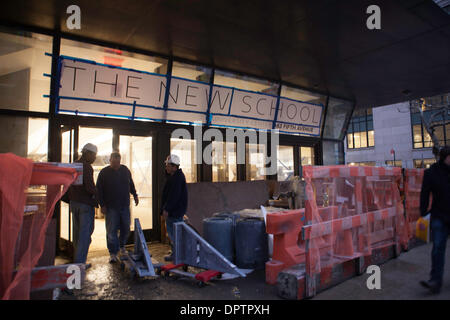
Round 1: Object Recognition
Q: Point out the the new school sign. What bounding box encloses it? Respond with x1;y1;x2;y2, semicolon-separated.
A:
57;56;323;136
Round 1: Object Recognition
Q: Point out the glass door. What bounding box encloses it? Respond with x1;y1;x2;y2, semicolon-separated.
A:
119;135;153;232
59;125;114;256
78;127;113;252
59;125;75;256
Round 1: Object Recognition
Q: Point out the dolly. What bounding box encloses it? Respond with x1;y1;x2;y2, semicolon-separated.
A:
120;218;157;278
156;263;223;287
154;222;245;287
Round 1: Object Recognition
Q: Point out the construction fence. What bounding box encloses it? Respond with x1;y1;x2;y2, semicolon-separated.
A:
266;165;425;299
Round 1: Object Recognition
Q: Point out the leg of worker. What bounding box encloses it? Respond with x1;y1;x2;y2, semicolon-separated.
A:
430;217;449;288
74;203;95;264
71;201;80;260
166;216;183;245
119;206;131;250
105;207;120;255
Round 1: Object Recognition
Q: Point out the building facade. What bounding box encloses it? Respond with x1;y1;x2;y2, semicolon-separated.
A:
345;94;450;168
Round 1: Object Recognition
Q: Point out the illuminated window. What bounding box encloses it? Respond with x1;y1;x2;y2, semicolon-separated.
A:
60;39;168;74
414;159;436;168
212;141;237;182
385;160;402;167
213;70;279;94
0;116;48;161
281;86;327;106
246;143;266;180
277;146;294;181
347;108;374;149
300;147;315;165
172;61;212;83
410;94;450;149
0;27;52;112
170;138;197;183
348;161;376;166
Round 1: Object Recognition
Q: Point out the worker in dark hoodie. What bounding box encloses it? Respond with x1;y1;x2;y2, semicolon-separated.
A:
68;143;98;265
419;146;450;294
161;154;188;261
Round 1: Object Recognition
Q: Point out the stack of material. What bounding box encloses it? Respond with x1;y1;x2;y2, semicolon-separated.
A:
231;207;282;220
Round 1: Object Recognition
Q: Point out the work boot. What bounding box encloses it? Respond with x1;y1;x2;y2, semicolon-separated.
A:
164;244;174;261
420;280;441;294
164;253;173;261
120;247;127;256
109;254;118;263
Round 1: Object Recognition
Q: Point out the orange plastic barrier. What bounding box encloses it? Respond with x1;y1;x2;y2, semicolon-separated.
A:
302;165;408;297
265;206;339;284
0;153;78;300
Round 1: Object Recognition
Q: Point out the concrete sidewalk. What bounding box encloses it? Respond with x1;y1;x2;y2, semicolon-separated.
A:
313;239;450;300
57;240;450;300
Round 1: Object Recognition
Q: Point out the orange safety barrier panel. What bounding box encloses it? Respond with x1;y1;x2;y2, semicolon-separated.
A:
265;206;339;284
301;165;408;297
0;153;79;300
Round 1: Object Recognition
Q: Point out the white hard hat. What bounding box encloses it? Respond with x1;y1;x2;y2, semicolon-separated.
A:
165;154;180;166
81;143;98;154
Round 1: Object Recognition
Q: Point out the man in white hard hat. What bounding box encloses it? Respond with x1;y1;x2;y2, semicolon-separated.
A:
161;154;188;261
67;143;98;265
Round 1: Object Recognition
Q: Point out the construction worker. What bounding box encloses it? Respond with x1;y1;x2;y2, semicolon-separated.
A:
161;154;188;261
419;146;450;294
96;152;139;263
68;143;98;265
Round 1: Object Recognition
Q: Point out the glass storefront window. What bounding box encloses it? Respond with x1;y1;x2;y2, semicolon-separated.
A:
172;61;212;83
0;116;48;161
60;39;168;74
277;146;294;181
246;143;266;180
212;141;237;182
323;97;353;140
214;70;279;94
0;28;52;112
300;147;315;165
170;138;197;183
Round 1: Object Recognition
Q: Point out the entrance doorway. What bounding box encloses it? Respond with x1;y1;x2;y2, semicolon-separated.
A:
59;125;155;258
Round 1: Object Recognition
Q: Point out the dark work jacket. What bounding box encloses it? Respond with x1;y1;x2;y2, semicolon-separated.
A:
96;165;137;209
67;158;98;207
161;169;188;218
420;161;450;225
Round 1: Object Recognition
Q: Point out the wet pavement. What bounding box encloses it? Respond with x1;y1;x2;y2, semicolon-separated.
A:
56;240;450;300
56;243;281;300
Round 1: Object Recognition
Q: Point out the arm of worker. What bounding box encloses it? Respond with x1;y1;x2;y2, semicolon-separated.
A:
96;170;107;214
129;169;139;206
83;162;97;196
419;169;432;217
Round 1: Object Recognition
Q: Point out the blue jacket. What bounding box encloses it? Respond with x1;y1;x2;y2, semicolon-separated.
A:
161;169;188;218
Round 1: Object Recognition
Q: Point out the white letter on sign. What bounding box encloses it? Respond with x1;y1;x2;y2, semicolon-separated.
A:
366;5;381;30
66;5;81;30
66;265;81;289
366;265;381;290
